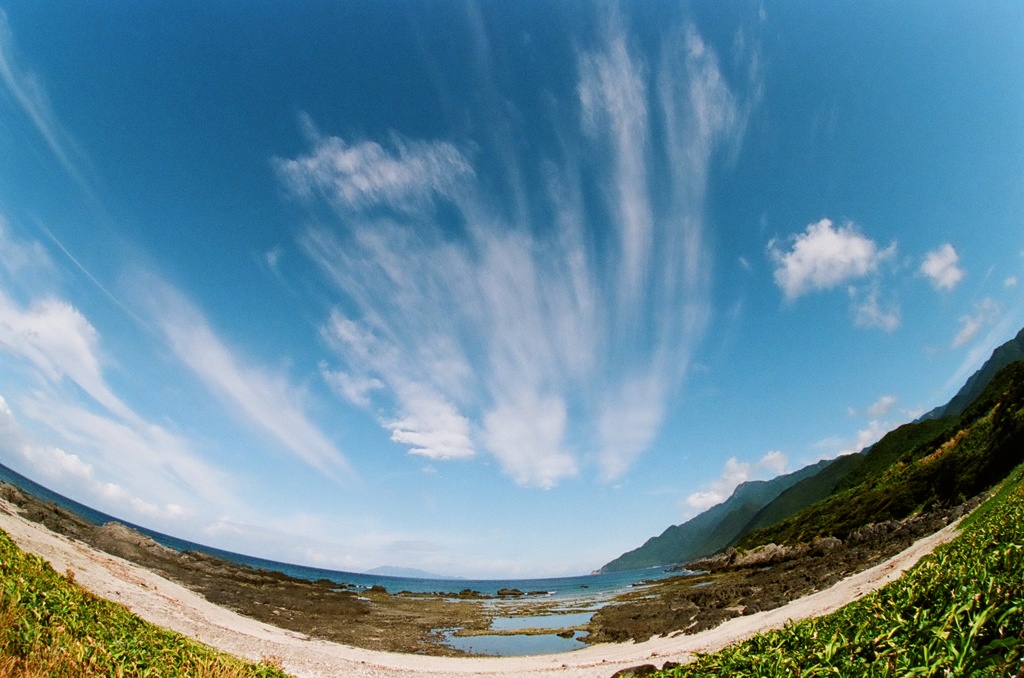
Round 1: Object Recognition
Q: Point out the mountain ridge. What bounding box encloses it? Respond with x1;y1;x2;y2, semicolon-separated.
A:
601;325;1024;574
599;458;836;573
921;325;1024;421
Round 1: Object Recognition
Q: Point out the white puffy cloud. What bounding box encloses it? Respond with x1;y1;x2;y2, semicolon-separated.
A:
953;298;1001;348
1004;276;1017;289
769;219;895;300
815;417;898;461
920;243;965;291
684;450;787;511
841;420;893;457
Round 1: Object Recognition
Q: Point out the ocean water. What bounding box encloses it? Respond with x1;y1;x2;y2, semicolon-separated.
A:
0;462;676;598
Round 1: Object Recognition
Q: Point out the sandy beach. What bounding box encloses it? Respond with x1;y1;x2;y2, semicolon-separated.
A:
0;497;963;677
0;496;963;678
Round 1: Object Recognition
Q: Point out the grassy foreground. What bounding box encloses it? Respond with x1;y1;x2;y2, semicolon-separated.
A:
0;528;291;678
656;464;1024;678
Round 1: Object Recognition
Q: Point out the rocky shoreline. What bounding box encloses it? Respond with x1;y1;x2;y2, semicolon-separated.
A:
0;480;977;658
585;496;982;645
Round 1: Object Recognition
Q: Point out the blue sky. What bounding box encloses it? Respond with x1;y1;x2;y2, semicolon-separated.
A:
0;1;1022;578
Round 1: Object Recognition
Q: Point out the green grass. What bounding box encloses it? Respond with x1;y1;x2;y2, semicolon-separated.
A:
654;463;1024;677
0;528;292;678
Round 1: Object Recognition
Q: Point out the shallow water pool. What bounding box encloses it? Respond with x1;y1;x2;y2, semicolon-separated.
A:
442;629;588;656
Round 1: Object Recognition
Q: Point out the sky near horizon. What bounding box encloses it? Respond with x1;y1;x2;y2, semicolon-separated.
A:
0;1;1022;578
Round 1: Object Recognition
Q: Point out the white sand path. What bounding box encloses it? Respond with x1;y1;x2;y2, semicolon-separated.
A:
0;499;962;678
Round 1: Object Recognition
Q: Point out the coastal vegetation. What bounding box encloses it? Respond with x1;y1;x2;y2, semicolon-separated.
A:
0;351;1020;673
0;528;290;678
648;460;1024;677
738;360;1024;548
603;331;1024;574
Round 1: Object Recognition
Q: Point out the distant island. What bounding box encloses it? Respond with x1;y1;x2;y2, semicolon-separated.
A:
363;566;464;580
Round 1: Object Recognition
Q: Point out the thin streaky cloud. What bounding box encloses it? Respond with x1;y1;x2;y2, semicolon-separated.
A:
0;287;136;424
953;298;1000;349
578;10;653;308
136;273;355;481
288;14;759;489
275;131;473;215
0;11;89;191
35;222;150;331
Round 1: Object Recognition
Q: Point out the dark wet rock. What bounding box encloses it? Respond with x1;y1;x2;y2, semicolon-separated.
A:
496;588;524;597
556;629;575;638
610;664;658;677
587;500;979;646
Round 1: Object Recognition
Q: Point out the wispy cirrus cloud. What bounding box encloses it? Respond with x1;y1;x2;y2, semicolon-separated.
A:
276;115;473;215
0;289;136;423
279;15;760;489
865;394;897;418
953;298;1001;348
0;223;237;525
920;243;965;291
0;395;180;520
135;273;354;480
0;10;89;190
851;284;901;332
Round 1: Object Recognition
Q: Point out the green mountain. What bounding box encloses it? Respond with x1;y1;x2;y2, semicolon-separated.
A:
738;359;1024;548
604;326;1024;574
737;452;863;537
599;458;835;573
922;325;1024;420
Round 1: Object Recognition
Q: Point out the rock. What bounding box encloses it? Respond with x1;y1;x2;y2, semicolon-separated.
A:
808;536;842;556
368;585;388;594
496;588;524;597
556;629;575;638
610;664;658;677
685;549;735;571
733;543;787;567
93;522;176;558
848;520;900;544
